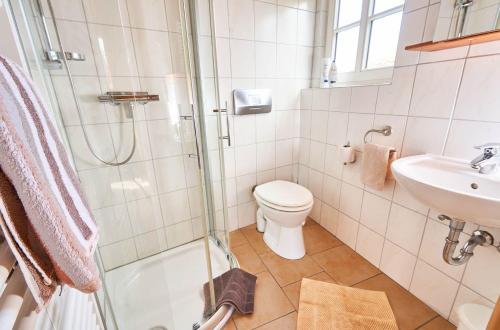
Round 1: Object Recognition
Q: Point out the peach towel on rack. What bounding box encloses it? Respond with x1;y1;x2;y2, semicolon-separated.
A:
361;143;398;191
0;55;100;307
297;278;398;330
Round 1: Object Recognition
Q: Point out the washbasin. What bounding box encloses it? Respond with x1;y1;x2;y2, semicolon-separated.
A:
391;154;500;228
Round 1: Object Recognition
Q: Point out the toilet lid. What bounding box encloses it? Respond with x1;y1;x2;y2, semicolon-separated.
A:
254;180;313;208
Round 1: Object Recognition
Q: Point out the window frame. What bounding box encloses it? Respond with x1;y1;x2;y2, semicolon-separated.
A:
326;0;404;85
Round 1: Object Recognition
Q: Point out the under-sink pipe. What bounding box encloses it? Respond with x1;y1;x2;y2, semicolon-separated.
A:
439;215;494;265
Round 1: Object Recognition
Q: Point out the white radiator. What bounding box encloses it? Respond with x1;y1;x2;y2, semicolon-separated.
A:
0;240;104;330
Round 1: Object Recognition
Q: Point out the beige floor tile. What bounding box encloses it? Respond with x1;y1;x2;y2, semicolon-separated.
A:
354;274;438;330
312;245;380;286
303;217;319;227
260;252;323;287
232;243;267;275
283;272;336;309
233;271;294;330
418;316;456;330
230;230;249;248
254;312;297;330
240;225;271;255
303;224;343;255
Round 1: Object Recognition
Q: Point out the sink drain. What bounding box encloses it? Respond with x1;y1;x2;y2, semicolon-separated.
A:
471;183;478;189
150;327;168;330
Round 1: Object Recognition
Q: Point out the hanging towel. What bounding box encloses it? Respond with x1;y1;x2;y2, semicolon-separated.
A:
297;278;398;330
203;268;257;318
361;143;398;191
0;169;57;303
0;55;100;307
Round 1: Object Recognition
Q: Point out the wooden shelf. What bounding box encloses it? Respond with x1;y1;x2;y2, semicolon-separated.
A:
406;29;500;52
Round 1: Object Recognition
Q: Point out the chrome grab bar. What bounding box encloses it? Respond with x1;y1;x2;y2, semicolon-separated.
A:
97;91;160;105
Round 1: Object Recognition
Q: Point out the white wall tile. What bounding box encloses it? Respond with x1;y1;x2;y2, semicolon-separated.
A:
256;42;277;78
376;66;415;115
350;86;378;114
257;142;277;171
380;240;417;289
159;189;191;225
154;156;187;193
401;117;449;156
322;175;341;208
310;111;328;142
336;213;359;249
255;2;277;42
409;60;464;118
339;182;363;220
165;220;194;248
360;192;391;236
329;87;351;112
386;204;427;255
454;55;500;122
235;144;257;176
276;139;294;166
326;112;348;146
228;0;255;39
410;261;459;317
230;40;256;78
320;203;339;235
356;225;384;267
277;6;298;44
126;0;167;30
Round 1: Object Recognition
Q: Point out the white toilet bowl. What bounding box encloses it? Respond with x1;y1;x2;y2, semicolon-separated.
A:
253;180;313;260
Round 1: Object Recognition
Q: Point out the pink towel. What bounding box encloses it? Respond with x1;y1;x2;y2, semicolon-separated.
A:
361;143;398;191
0;55;100;307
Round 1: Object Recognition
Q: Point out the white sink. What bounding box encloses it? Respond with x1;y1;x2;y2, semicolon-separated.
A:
391;154;500;228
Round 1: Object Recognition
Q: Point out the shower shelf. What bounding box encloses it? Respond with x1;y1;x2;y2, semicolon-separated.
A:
98;91;159;105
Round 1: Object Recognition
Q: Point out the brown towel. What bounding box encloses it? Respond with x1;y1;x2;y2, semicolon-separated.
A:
203;268;257;318
0;169;57;305
297;278;398;330
361;143;398;191
0;55;100;307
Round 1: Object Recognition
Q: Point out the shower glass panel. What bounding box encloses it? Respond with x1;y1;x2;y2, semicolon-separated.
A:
7;0;234;328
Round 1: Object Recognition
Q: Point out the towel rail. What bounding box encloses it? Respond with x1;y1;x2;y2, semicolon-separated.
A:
364;126;392;144
0;234;104;329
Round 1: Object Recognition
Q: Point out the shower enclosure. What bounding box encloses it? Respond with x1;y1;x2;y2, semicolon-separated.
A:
6;0;235;328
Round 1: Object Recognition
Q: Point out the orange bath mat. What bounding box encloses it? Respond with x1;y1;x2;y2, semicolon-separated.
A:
297;278;398;329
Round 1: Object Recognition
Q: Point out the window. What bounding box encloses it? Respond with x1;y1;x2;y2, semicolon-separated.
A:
329;0;404;83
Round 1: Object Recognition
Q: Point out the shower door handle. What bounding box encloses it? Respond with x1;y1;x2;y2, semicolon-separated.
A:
213;102;231;147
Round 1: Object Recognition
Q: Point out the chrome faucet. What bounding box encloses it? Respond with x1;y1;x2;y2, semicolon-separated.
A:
470;143;500;174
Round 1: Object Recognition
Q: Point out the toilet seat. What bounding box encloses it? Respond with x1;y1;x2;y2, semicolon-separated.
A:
254;193;313;212
254;180;313;209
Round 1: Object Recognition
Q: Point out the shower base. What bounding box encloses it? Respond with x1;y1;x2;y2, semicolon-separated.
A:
105;239;233;330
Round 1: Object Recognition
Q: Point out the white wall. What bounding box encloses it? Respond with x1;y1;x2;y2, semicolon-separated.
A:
300;0;500;325
210;0;316;231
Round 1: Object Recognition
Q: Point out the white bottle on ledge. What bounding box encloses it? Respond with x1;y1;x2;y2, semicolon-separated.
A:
320;57;331;88
329;60;338;86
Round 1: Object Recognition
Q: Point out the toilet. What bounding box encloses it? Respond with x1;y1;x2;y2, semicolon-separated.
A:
254;180;314;260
